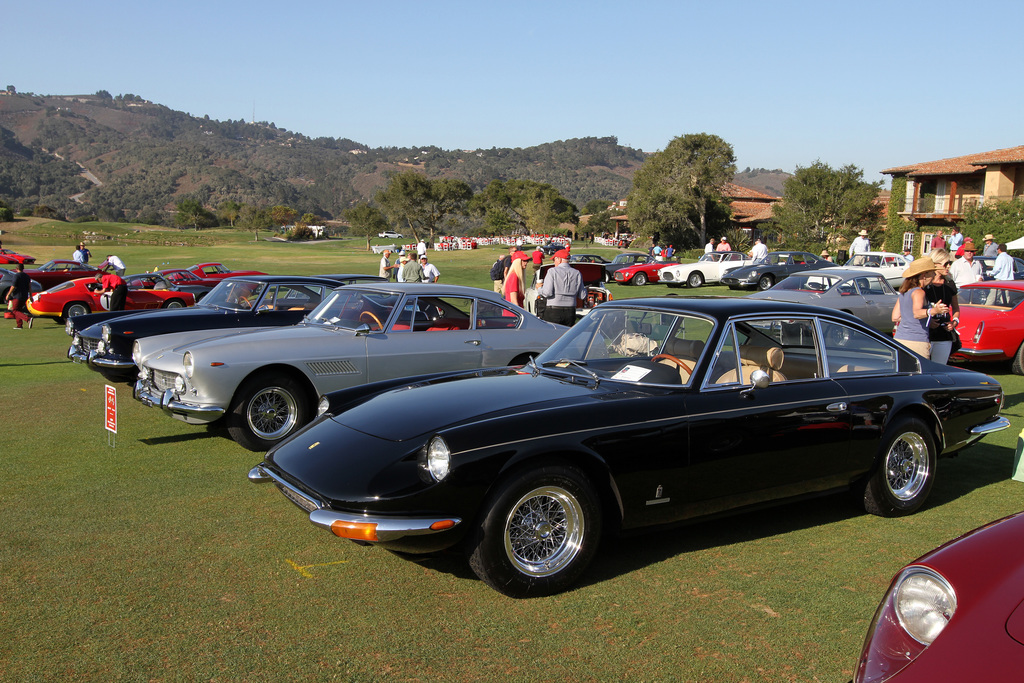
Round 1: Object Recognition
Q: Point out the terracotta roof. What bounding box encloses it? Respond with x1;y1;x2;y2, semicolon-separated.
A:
723;183;779;200
882;145;1024;177
730;200;775;223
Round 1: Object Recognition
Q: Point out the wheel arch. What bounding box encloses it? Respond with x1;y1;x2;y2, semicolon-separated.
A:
880;403;944;457
485;449;624;533
231;362;319;412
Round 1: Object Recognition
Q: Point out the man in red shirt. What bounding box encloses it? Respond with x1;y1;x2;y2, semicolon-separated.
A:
98;269;128;311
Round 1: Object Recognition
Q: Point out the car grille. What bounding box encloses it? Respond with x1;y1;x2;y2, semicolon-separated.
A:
661;272;676;282
277;483;322;513
79;337;100;354
151;369;180;392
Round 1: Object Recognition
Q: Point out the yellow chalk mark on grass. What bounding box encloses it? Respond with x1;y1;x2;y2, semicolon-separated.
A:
286;558;349;578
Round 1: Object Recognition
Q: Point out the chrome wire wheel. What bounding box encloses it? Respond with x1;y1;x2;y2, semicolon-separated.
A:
885;432;931;501
503;485;585;577
246;386;299;440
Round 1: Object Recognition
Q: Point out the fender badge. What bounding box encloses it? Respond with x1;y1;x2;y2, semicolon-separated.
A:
308;441;320;450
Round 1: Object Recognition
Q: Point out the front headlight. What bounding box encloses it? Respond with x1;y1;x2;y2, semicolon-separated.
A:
855;567;956;683
72;333;82;351
65;319;74;336
183;351;194;378
101;325;111;343
317;395;330;416
132;340;142;366
420;435;451;482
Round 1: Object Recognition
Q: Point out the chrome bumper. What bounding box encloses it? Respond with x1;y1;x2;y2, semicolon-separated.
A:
134;380;225;423
68;346;88;363
954;348;1005;359
249;464;461;543
970;415;1012;436
88;350;135;370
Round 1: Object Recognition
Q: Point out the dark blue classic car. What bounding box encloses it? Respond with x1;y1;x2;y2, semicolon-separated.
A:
721;250;832;290
249;297;1009;597
68;274;384;382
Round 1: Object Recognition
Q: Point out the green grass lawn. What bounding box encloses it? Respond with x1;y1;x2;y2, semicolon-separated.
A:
1;229;1022;681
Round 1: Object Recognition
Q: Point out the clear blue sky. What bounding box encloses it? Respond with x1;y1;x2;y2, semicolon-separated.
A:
9;0;1023;186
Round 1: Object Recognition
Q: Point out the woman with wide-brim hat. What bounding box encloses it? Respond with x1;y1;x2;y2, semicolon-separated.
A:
924;248;960;364
891;257;948;357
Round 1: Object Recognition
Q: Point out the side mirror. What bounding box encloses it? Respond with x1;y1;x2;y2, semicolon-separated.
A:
740;369;771;398
354;323;372;336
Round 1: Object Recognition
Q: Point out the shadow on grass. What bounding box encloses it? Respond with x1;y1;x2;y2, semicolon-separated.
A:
391;441;1018;593
139;431;221;445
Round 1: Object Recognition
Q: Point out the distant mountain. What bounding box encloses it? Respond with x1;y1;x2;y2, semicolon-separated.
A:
734;168;790;198
0;92;647;222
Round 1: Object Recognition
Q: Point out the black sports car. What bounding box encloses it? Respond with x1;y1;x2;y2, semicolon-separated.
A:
248;297;1009;598
721;250;832;290
68;274;384;382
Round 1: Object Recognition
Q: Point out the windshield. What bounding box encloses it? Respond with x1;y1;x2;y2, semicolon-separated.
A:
306;288;401;330
199;279;267;311
534;307;714;386
845;254;881;267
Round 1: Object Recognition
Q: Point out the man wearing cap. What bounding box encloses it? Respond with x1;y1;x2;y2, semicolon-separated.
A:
983;234;998;257
419;255;440;283
850;229;870;258
716;237;731;252
539;250;585;326
949;239;983;287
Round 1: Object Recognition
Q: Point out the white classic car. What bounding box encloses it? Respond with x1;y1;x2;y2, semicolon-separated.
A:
658;251;755;288
133;283;567;451
821;251;910;289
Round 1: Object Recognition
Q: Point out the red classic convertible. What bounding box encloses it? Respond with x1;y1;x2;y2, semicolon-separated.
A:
949;281;1024;373
27;277;196;322
612;257;679;285
187;262;266;281
0;248;36;265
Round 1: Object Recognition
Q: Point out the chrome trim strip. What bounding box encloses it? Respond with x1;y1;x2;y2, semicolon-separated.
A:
89;355;135;369
308;509;462;542
954;348;1005;358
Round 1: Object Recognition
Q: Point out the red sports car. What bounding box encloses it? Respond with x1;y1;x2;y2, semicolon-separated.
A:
949;281;1024;373
0;248;36;265
27;277;196;322
24;260;105;289
854;511;1024;682
157;268;225;288
187;262;267;281
612;257;679;286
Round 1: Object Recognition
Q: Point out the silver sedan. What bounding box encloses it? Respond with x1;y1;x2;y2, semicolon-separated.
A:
747;269;897;333
133;283;567;450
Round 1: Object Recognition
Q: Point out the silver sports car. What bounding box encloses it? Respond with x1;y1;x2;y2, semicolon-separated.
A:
747;269;897;333
132;283;567;450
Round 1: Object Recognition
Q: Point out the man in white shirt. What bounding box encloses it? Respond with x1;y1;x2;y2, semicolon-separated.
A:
850;230;870;258
751;237;768;262
948;240;983;287
419;256;440;283
102;254;126;276
705;238;716;254
417;240;427;259
378;249;395;280
946;226;964;253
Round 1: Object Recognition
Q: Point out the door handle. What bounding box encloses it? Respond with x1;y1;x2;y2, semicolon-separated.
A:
827;402;847;412
465;339;480;346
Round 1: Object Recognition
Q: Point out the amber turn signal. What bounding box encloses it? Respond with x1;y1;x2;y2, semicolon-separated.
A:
329;520;378;542
430;519;456;531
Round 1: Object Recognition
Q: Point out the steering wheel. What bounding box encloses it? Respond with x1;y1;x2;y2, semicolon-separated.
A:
359;310;384;330
237;296;253;309
652;353;693;374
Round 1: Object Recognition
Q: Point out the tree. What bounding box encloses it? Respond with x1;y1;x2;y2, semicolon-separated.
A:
217;200;242;227
769;161;881;252
583;199;613;215
174;198;216;230
269;205;298;228
627;133;736;247
375;171;473;242
469;179;577;235
343;202;389;251
960;196;1024;247
236;204;275;240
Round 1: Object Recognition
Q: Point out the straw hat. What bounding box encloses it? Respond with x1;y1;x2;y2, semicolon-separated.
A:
902;257;938;279
820;250;830;257
984;234;995;241
857;229;869;236
962;239;978;252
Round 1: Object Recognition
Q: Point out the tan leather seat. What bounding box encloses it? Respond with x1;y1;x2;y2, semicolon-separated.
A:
716;346;786;384
656;337;706;382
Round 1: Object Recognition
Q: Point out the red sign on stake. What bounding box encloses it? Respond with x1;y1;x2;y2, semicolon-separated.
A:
105;385;117;434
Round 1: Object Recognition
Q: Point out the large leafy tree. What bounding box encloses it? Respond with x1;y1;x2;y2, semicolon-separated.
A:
375;170;473;242
269;205;299;228
469;179;577;235
627;133;736;246
960;196;1024;246
769;161;881;252
343;202;389;251
174;198;216;230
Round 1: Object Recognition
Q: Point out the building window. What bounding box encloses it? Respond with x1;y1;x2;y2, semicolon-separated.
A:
903;232;915;254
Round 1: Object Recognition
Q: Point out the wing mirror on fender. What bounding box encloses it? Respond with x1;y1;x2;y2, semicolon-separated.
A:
740;369;771;399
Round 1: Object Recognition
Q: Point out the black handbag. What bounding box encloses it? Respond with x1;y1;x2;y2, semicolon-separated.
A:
950;327;963;354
